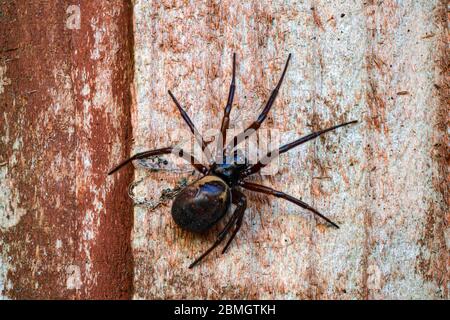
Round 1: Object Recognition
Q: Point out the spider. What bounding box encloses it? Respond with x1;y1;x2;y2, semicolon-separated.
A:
108;53;357;268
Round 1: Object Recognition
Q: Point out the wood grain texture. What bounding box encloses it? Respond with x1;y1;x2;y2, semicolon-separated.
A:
132;0;448;299
0;0;447;300
0;0;134;299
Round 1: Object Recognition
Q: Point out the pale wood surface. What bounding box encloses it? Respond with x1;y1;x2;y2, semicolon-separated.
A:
131;0;448;299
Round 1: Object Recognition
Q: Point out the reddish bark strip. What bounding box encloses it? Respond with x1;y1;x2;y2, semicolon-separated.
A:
0;1;134;299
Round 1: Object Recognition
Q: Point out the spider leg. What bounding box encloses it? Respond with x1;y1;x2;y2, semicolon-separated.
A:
223;54;291;156
108;147;207;175
241;181;339;228
243;120;357;177
216;53;236;164
168;90;213;162
189;189;247;268
221;190;247;254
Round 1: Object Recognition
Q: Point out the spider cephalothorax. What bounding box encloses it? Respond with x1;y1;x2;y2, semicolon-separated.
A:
109;53;357;268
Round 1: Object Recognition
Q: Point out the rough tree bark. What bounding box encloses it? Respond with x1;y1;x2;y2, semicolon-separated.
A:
0;0;448;300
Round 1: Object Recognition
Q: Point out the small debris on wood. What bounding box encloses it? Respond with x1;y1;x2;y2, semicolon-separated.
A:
128;175;193;210
421;33;435;39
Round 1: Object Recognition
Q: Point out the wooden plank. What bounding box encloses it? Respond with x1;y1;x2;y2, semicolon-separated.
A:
0;0;134;299
0;0;447;300
132;0;448;299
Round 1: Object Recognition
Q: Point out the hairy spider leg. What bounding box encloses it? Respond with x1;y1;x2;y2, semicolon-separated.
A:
189;189;247;268
168;90;213;162
243;120;358;177
241;182;339;228
223;53;291;156
108;147;207;175
216;53;236;164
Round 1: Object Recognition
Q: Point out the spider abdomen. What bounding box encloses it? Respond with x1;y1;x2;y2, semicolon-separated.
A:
171;175;231;233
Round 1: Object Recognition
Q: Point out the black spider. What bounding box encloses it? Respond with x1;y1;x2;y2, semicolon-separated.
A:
108;53;357;268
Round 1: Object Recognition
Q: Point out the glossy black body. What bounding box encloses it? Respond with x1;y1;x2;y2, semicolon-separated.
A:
171;154;247;233
210;152;248;186
171;175;231;233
